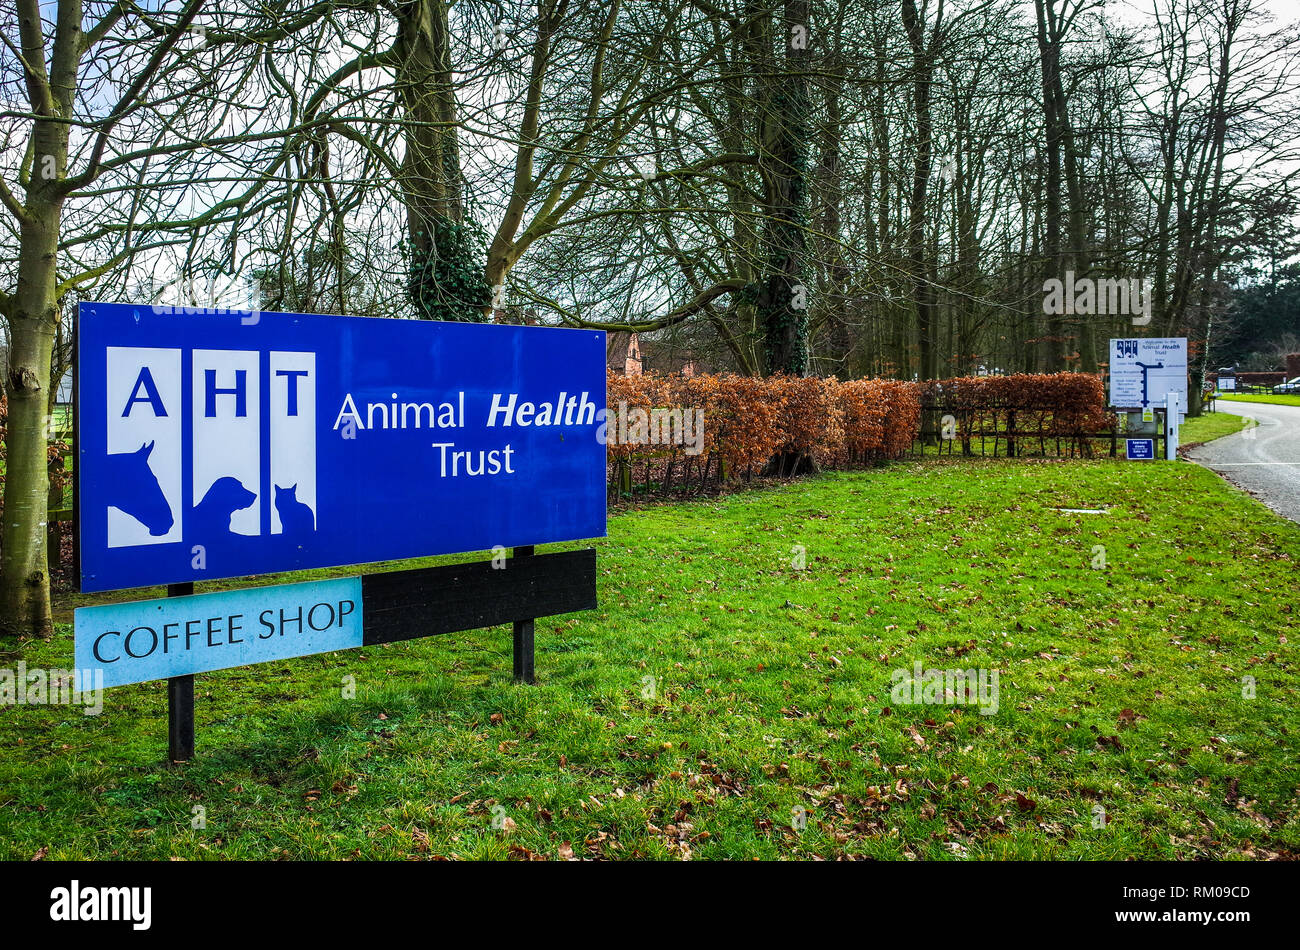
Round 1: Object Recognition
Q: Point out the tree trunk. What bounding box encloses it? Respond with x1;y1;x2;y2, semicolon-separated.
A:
757;0;811;377
395;0;462;244
2;202;61;638
395;0;488;321
901;0;939;382
1035;0;1065;372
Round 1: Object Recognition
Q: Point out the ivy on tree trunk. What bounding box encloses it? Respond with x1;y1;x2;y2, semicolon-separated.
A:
394;0;489;322
408;217;492;322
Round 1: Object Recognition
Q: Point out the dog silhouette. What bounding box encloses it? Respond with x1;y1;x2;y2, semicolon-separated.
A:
106;441;173;536
191;477;257;538
275;484;316;536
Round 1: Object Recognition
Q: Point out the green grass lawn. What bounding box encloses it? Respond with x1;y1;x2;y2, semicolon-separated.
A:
1217;393;1300;407
1180;410;1256;446
2;458;1298;860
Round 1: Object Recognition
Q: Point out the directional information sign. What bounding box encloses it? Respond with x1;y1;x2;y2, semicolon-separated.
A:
1109;337;1187;411
77;303;607;593
1125;438;1155;461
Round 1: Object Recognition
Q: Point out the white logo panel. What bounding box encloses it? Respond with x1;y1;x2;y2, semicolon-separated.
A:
269;352;316;535
192;349;260;536
106;347;182;547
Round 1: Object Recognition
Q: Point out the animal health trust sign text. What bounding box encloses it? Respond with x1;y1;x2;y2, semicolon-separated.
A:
77;304;607;592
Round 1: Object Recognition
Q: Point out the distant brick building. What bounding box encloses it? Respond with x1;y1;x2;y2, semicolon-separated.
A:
614;332;643;375
606;331;717;377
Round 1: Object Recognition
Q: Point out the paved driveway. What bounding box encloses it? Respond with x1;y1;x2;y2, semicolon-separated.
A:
1186;401;1300;525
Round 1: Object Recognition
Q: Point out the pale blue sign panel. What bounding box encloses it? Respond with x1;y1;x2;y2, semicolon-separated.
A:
75;576;363;689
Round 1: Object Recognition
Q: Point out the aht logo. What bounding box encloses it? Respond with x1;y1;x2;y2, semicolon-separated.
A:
106;348;317;549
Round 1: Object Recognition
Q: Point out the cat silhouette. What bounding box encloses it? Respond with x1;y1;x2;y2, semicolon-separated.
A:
191;477;257;538
275;484;316;536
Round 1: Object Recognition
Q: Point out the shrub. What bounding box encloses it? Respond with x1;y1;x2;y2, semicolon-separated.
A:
605;370;921;496
919;372;1107;430
878;380;922;459
768;374;846;472
916;372;1111;456
687;373;783;477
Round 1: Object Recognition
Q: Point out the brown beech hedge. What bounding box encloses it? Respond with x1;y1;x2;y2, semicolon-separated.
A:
916;373;1113;456
605;371;920;495
604;370;1110;496
917;373;1109;431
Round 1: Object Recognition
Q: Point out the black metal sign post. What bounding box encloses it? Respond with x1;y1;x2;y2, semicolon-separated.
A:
166;582;195;763
160;548;595;762
512;546;536;684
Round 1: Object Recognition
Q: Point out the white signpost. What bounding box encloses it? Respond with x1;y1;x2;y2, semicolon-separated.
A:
1165;392;1180;460
1109;338;1188;461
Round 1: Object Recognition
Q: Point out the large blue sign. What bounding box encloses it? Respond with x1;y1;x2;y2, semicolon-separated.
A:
77;303;607;592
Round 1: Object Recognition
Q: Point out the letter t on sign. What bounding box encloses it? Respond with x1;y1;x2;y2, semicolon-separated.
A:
512;547;535;684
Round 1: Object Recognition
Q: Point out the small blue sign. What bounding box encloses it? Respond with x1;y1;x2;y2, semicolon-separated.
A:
75;576;363;689
77;304;607;592
1126;438;1155;460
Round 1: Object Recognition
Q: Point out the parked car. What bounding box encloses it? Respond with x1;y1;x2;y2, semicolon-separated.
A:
1272;376;1300;393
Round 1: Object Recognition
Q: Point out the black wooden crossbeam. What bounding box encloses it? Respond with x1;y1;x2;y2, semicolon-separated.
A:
163;548;596;762
360;547;596;647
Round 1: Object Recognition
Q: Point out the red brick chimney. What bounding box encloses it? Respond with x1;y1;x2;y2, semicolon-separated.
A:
624;334;642;377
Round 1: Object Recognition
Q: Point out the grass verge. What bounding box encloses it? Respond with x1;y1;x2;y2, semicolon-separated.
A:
2;458;1298;860
1217;393;1300;407
1180;411;1255;447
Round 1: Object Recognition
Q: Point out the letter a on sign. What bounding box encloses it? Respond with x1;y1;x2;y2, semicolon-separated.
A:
122;367;168;417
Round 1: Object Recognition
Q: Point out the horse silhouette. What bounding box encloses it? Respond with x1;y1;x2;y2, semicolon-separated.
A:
191;477;257;538
275;484;316;536
106;441;173;536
